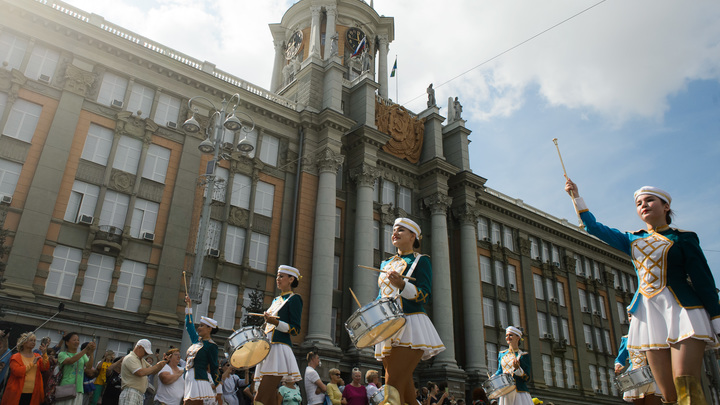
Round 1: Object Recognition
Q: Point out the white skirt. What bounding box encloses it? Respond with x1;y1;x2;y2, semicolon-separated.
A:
184;368;217;404
374;313;445;361
496;389;533;405
253;343;302;382
627;289;719;351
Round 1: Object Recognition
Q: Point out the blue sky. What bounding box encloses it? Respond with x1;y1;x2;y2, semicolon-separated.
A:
57;0;720;281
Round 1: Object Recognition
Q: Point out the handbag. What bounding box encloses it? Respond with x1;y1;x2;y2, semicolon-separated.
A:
54;353;80;401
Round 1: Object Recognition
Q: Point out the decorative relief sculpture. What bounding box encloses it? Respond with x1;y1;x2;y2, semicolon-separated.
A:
376;98;425;163
63;64;96;97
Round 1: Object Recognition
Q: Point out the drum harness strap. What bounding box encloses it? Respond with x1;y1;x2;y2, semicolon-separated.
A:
264;293;295;335
382;253;425;300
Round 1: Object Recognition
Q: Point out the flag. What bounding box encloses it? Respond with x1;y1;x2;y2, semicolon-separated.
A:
390;57;397;77
352;36;366;57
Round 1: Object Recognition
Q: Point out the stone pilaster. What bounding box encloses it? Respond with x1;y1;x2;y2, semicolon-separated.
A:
349;164;381;304
323;5;338;60
271;39;286;92
377;34;389;99
309;6;323;59
304;147;344;348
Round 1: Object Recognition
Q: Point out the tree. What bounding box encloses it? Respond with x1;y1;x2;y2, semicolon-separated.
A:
242;283;265;327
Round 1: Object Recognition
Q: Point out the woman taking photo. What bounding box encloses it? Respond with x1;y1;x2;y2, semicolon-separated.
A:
565;180;720;404
253;265;303;405
493;327;531;405
426;382;448;405
56;332;96;405
0;332;50;405
156;348;185;405
341;368;367;405
183;296;220;405
374;218;445;405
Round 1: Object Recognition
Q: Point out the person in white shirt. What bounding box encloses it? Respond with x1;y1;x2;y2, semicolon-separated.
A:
154;348;184;405
365;370;381;403
303;351;326;405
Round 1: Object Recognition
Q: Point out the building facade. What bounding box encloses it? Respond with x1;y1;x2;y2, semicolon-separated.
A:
0;0;717;403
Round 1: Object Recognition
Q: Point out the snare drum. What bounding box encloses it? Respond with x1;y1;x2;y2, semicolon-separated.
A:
369;390;384;405
345;298;406;348
224;326;270;368
614;365;654;392
483;374;516;399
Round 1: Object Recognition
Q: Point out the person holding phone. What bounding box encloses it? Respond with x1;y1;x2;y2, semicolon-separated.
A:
0;332;50;405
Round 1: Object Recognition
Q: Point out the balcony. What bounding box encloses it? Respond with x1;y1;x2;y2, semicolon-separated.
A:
92;225;123;254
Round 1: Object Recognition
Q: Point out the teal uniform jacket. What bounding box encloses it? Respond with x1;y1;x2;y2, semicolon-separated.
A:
494;350;531;393
185;313;220;386
615;335;629;370
269;293;303;346
376;253;431;314
576;200;720;330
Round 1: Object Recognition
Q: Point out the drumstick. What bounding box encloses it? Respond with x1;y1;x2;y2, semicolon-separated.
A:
182;271;188;296
247;312;279;319
552;138;583;227
357;265;417;281
349;287;362;308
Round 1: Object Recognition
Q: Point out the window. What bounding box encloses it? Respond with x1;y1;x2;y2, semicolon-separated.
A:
491;223;501;245
486;343;498;373
550;315;560;339
498;302;508;328
215;282;238;330
142;144;170;183
561;318;570;342
565;359;576;387
609;368;618;395
97;72;128;107
594;328;603;352
254;181;275;217
127;82;155;117
99;190;129;228
479;255;492;284
224;225;246;265
81;124;114;165
3;98;42;142
553;357;564;388
556;281;565;306
542;355;553;386
589;365;598;390
629;276;636;293
241;128;258;158
584;258;592;278
80;253;115;306
259;134;279;166
530;237;539;259
398;185;412;214
64;180;99;223
593;262;601;280
106;339;133;357
383;224;394;254
483;297;495;327
230;174;251;209
537;312;548;336
44;245;81;299
598;295;606;318
511;304;520;327
589;292;598;313
203;219;221;251
599;366;608;394
248;232;269;271
574;254;583;276
196;277;212;318
604;330;612;354
130;198;159;238
503;227;514;251
333;256;340;290
0;32;28;70
381;180;395;206
612;269;621;289
494;260;505;287
507;264;517;290
114;260;147;312
113;136;142;175
373;221;380;250
541;241;549;263
477;218;489;240
153;93;180;126
533;274;544;300
578;289;587;311
551;244;560;264
212;167;229;202
335;207;341;238
583;325;593;349
617;302;628;324
25;44;59;81
0;158;22;198
0;92;7;122
545;278;555;300
621;273;628;291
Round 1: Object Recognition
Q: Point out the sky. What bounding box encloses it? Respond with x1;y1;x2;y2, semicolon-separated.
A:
57;0;720;281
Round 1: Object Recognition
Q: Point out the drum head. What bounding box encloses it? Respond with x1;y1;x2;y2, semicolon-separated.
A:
487;385;515;399
230;339;270;368
355;317;406;348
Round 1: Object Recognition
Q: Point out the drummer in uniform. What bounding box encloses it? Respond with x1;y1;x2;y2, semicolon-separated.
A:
493;326;531;405
615;326;662;405
183;296;221;405
253;265;303;405
374;217;445;405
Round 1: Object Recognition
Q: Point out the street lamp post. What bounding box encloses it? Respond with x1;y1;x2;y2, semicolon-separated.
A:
180;94;254;352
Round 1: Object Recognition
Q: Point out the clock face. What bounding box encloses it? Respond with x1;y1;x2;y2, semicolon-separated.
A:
346;27;366;52
285;30;303;60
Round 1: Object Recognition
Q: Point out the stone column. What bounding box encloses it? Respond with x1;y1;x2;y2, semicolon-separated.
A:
308;6;323;59
271;39;286;92
305;148;344;347
350;164;380;304
323;5;338;60
455;205;488;375
377;34;389;99
423;193;458;367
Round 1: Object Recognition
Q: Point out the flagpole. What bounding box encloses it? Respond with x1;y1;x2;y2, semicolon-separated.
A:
395;56;398;103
